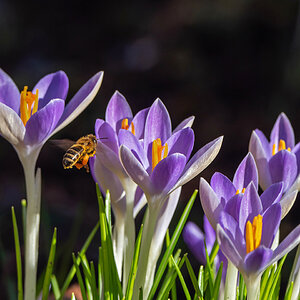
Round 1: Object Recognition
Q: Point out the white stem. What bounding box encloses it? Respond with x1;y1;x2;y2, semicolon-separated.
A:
289;244;300;300
224;260;238;300
112;215;125;278
119;177;137;292
133;202;161;299
20;150;41;300
244;275;261;300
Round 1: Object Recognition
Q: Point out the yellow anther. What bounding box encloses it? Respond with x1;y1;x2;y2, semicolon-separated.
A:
242;188;246;193
278;139;286;151
20;86;39;126
236;188;246;195
121;118;135;135
272;144;276;156
152;138;168;171
246;214;263;254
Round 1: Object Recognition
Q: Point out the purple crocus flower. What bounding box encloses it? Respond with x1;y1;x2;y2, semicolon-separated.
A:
183;217;227;279
200;153;263;230
215;182;300;298
249;113;299;217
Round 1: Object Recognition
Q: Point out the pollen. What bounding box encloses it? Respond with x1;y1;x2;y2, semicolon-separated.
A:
152;138;168;171
246;214;263;254
20;86;39;126
272;139;291;155
121;118;135;135
236;188;246;194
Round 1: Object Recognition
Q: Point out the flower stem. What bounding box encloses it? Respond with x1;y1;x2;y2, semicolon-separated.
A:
244;275;261;300
20;151;41;300
224;260;238;300
289;244;300;300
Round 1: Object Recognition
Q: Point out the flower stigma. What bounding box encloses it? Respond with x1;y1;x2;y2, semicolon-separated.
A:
121;118;135;135
245;214;263;253
20;86;39;126
236;188;246;195
272;139;291;156
152;138;168;171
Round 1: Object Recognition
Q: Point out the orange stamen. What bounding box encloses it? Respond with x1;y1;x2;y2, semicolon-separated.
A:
246;214;263;254
121;118;135;135
236;187;246;195
20;86;39;126
272;139;291;155
152;138;168;170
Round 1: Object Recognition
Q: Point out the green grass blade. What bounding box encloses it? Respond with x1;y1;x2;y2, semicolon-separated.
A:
90;261;97;300
79;254;95;300
139;288;143;300
98;247;103;299
72;253;88;300
212;262;223;300
42;228;57;300
170;255;191;300
284;281;294;300
126;224;144;300
260;265;272;297
11;206;23;300
185;256;202;298
105;190;112;235
209;241;219;265
148;190;198;299
198;265;204;297
60;221;99;298
204;242;214;297
238;273;245;300
50;275;61;300
261;265;276;300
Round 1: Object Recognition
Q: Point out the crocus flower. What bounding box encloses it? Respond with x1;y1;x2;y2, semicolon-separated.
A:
117;98;222;298
200;153;262;230
0;68;103;300
216;182;300;299
183;216;227;278
249;113;299;217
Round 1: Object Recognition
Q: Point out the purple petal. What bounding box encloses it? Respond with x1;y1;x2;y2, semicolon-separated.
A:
24;99;65;145
233;153;258;191
219;211;246;257
216;224;243;268
260;182;283;211
95;119;105;138
270;225;300;266
0;69;20;113
261;204;281;248
119;145;152;195
118;129;148;167
167;127;194;161
203;216;216;252
199;178;223;230
172;136;223;191
52;71;103;136
173;116;195;133
239;183;263;235
249;130;272;190
151;153;186;195
0;102;25;145
210;172;236;202
270;113;295;149
97;122;119;155
224;193;243;222
269;150;297;192
255;129;272;158
33;71;69;109
133;187;147;218
280;190;298;219
144;99;172;151
244;246;273;275
105;91;133;132
131;107;149;139
292;141;300;176
183;222;206;264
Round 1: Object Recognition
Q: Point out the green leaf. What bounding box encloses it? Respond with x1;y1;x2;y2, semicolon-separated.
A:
284;281;294;300
185;256;202;298
42;228;57;300
50;275;61;300
105;190;112;235
238;273;246;300
72;253;88;300
204;242;214;297
261;265;276;300
148;190;198;299
60;221;100;299
126;224;144;300
198;265;204;297
212;262;223;300
11;206;23;300
21;199;26;243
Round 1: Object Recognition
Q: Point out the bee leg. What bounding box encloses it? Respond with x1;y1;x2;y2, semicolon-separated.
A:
75;163;84;169
81;154;90;173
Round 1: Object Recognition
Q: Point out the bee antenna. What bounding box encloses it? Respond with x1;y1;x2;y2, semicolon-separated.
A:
97;137;107;141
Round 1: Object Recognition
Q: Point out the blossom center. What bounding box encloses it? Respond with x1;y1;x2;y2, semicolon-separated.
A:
152;138;168;171
121;118;135;135
236;188;246;194
272;139;291;156
20;86;39;126
245;214;263;254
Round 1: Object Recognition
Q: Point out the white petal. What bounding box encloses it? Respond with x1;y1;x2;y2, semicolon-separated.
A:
0;103;25;145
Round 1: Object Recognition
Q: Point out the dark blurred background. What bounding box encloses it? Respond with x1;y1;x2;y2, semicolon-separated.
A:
1;0;300;298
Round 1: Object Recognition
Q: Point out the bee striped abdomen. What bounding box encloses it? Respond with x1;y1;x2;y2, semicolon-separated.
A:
62;145;84;168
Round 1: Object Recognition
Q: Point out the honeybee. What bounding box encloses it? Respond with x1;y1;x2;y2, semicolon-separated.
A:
62;134;98;173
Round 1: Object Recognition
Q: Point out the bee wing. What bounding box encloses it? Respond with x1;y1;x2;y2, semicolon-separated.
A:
51;139;76;151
